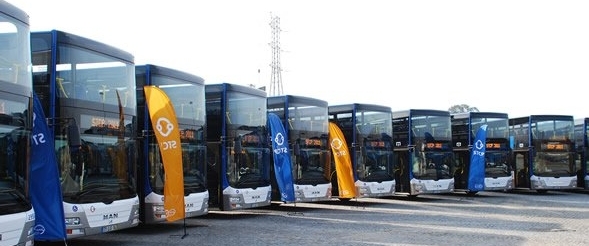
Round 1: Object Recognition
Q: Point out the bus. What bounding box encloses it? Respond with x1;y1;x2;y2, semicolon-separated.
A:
392;109;455;196
31;30;139;238
0;1;35;245
205;83;271;210
328;103;395;198
136;64;208;223
574;118;589;189
451;112;513;194
509;115;577;192
267;95;332;203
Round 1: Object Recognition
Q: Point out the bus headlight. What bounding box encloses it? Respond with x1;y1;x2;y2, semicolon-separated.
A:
65;217;81;225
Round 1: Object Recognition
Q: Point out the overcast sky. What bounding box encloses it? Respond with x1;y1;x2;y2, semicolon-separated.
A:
10;0;589;119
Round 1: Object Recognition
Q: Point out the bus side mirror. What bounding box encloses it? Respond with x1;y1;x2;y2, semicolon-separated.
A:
234;136;242;154
293;141;300;155
68;119;81;147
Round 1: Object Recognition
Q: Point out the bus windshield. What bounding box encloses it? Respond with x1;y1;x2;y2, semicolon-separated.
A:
226;92;270;188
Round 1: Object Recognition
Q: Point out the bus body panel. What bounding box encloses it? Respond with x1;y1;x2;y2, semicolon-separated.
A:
62;197;139;236
295;183;332;201
143;191;208;223
222;186;272;210
410;178;454;194
329;103;396;198
0;208;34;246
484;174;514;190
355;180;395;197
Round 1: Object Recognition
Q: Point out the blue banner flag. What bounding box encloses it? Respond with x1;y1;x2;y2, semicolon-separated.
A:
30;93;67;240
468;124;488;191
267;113;295;202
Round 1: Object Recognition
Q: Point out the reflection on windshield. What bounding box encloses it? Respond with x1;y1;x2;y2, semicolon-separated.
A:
484;152;511;177
294;149;330;185
59;135;136;203
533;152;574;177
147;141;208;194
412;152;453;180
227;146;270;188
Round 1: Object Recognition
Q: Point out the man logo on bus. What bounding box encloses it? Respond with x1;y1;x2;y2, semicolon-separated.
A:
156;117;174;137
274;132;285;146
331;138;343;150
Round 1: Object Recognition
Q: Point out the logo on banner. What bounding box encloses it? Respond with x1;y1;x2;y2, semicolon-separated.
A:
274;132;285;146
273;132;287;154
331;138;343;150
473;140;485;156
156;117;174;137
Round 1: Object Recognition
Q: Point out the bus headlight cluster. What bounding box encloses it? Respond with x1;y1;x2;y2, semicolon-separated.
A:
412;183;424;193
531;178;547;189
27;226;35;237
359;187;370;196
65;217;81;225
153;205;165;212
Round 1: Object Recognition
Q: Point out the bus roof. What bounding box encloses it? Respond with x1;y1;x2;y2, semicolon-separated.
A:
451;111;508;120
31;30;134;63
136;64;204;86
328;103;391;114
392;109;449;119
0;0;29;25
267;94;327;108
205;82;267;98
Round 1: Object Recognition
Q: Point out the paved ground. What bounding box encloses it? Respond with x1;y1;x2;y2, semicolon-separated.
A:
36;189;589;246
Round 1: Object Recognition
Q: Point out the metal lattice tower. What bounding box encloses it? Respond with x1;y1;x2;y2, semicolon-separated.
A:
269;14;283;96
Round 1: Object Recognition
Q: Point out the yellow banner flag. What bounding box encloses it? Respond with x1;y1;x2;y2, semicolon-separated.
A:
143;86;185;222
328;122;357;198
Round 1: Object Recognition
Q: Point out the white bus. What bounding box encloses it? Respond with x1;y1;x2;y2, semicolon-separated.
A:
31;30;139;238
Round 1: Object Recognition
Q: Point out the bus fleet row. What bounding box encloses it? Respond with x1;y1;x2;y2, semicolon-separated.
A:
1;1;587;245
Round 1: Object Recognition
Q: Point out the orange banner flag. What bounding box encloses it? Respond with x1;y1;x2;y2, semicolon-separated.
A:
143;86;185;222
328;122;357;198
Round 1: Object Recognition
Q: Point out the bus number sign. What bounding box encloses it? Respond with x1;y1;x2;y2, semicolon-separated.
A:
366;141;385;147
304;138;322;147
542;143;566;150
243;134;260;143
486;143;502;149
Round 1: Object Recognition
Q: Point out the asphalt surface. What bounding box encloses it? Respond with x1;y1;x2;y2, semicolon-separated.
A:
36;189;589;246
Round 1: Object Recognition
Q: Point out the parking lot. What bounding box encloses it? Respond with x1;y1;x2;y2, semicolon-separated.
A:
37;190;589;246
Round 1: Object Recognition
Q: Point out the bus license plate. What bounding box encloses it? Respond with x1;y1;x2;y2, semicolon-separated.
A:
102;225;117;233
